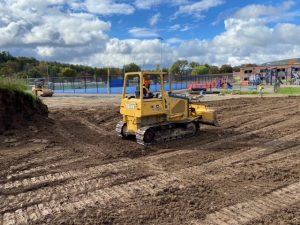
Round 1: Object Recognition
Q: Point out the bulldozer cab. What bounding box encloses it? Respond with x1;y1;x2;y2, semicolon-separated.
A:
34;78;45;89
122;72;166;100
121;72;167;132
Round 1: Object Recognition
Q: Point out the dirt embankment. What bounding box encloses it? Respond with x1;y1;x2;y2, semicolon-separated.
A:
0;89;48;134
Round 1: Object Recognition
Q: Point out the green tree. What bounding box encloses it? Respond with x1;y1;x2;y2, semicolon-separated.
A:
0;51;15;63
27;68;43;78
192;65;209;76
233;66;241;72
61;67;76;77
170;60;188;76
220;64;233;73
208;65;220;74
189;61;200;69
241;63;257;67
0;66;14;76
123;63;141;73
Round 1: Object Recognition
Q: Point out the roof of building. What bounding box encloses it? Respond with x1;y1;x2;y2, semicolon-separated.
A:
260;58;300;66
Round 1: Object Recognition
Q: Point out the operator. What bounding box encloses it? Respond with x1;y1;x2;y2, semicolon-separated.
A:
143;78;154;98
258;83;264;97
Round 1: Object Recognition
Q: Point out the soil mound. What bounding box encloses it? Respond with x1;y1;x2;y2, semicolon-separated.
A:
0;89;48;133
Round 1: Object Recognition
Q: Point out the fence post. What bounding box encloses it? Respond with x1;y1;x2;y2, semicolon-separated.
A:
52;77;55;91
73;77;75;93
84;77;87;93
107;68;111;94
62;78;64;93
96;76;99;94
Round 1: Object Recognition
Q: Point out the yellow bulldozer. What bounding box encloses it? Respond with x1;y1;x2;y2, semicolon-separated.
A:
116;72;219;145
32;78;54;97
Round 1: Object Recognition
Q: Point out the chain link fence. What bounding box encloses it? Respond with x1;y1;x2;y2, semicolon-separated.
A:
26;73;236;94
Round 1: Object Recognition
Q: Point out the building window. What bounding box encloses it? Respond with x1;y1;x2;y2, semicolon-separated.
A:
244;77;248;81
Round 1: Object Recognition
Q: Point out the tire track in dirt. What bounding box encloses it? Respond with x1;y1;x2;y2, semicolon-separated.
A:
2;173;186;225
6;156;90;180
203;145;299;181
2;144;298;215
219;104;299;128
76;116;114;136
1;131;299;224
191;182;300;225
1;119;298;193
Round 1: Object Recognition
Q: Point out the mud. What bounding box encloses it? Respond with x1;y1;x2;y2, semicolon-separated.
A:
0;96;299;225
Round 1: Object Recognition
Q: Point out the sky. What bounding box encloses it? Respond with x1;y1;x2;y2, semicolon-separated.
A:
1;0;300;69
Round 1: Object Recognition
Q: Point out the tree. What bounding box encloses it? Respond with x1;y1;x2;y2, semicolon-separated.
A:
123;63;141;73
95;68;107;77
0;51;15;64
61;67;76;77
192;65;209;76
170;60;188;76
220;64;233;73
0;66;14;76
242;63;257;67
27;68;43;78
189;61;200;69
208;65;220;74
233;66;241;72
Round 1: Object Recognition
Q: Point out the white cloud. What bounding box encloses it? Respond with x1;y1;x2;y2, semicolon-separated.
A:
84;0;135;15
233;0;298;22
134;0;188;9
1;0;300;69
174;17;300;66
169;24;193;32
135;0;162;9
166;38;183;45
36;46;55;57
128;27;159;38
149;13;160;26
174;0;225;19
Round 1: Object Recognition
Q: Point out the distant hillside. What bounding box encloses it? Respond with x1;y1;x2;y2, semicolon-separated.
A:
260;58;300;66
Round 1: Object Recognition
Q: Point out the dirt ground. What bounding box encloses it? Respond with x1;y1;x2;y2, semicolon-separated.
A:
0;95;299;225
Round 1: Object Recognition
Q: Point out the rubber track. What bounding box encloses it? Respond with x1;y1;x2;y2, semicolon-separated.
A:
191;182;300;225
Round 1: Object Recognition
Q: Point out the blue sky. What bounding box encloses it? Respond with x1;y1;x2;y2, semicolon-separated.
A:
1;0;300;68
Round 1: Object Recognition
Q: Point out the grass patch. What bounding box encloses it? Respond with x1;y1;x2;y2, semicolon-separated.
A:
0;76;28;92
277;87;300;95
221;90;259;95
0;76;42;109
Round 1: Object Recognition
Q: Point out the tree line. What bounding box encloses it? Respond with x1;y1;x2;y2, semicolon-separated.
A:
0;51;244;79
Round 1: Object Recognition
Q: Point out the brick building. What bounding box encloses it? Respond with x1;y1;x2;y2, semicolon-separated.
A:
235;58;300;83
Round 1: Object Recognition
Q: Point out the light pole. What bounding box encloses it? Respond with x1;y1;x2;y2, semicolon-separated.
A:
157;37;163;72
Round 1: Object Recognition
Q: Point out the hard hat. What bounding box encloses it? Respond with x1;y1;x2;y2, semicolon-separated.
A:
144;79;151;85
